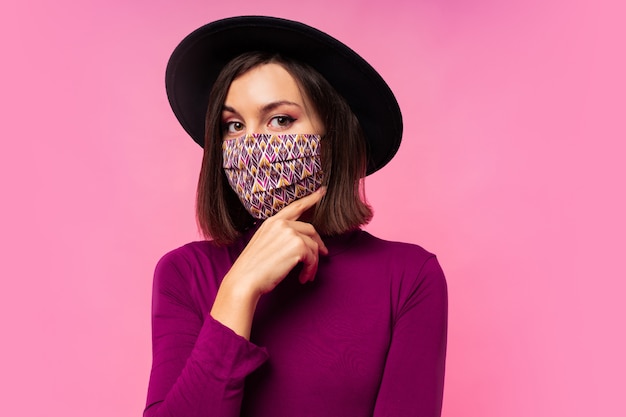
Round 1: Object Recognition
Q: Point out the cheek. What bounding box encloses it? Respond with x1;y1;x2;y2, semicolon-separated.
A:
308;113;325;135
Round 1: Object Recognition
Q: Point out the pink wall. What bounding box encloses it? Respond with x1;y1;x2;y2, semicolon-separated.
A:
1;0;624;415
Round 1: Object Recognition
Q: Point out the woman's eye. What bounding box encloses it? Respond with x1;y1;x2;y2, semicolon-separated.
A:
269;116;296;128
224;121;244;134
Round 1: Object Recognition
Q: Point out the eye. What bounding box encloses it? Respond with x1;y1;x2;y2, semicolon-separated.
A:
223;121;245;135
269;115;296;129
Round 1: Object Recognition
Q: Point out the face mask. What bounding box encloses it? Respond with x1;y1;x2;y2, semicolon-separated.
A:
222;133;323;219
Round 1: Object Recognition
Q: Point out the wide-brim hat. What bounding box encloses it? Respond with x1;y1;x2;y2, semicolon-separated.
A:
166;15;402;175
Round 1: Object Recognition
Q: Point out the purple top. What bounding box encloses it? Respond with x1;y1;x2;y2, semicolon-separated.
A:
144;228;447;417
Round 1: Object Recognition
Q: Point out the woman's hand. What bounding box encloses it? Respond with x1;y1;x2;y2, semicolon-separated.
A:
210;187;328;338
231;186;329;291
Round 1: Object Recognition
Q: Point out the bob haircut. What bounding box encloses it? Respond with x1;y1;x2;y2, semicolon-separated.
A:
197;51;372;245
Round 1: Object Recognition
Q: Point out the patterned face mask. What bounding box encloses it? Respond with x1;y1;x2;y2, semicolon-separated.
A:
222;133;323;219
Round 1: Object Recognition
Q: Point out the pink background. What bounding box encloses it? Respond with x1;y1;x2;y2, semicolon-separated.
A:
1;0;624;416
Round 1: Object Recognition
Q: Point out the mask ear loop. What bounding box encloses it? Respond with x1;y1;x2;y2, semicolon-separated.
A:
317;133;330;190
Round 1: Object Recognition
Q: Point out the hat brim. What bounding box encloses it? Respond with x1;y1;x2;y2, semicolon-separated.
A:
166;16;402;175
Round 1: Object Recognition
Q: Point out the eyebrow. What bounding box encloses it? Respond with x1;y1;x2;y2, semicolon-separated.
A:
222;100;302;115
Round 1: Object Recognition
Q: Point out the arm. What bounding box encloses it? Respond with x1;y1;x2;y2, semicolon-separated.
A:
373;256;448;417
209;187;328;339
143;253;268;417
144;188;328;416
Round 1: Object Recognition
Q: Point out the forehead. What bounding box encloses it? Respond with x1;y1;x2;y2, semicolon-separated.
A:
225;63;304;104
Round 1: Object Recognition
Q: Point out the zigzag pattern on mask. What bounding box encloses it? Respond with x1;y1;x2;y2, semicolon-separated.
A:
223;133;323;219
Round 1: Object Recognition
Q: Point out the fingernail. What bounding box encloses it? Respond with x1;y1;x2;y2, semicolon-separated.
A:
318;186;327;195
320;243;329;256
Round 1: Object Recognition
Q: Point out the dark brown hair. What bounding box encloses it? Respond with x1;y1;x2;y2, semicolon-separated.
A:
197;52;372;245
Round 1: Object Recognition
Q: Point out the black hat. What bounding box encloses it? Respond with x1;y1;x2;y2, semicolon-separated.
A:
166;16;403;175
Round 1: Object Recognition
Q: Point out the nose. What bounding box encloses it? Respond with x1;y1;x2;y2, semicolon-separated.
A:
245;120;271;134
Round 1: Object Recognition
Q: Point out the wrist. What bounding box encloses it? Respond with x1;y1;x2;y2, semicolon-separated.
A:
210;274;261;340
220;271;262;303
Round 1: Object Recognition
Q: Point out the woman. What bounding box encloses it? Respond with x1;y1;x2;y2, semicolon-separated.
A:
145;16;447;417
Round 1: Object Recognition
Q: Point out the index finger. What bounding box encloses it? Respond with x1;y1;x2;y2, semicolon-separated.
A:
273;186;327;221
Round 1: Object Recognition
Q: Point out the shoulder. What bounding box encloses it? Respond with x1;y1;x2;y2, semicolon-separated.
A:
355;231;447;294
151;240;240;311
156;240;220;271
356;231;441;271
360;231;433;255
356;232;447;319
153;240;235;288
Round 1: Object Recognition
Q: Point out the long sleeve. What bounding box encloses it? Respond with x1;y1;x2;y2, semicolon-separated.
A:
144;249;269;417
373;256;448;417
